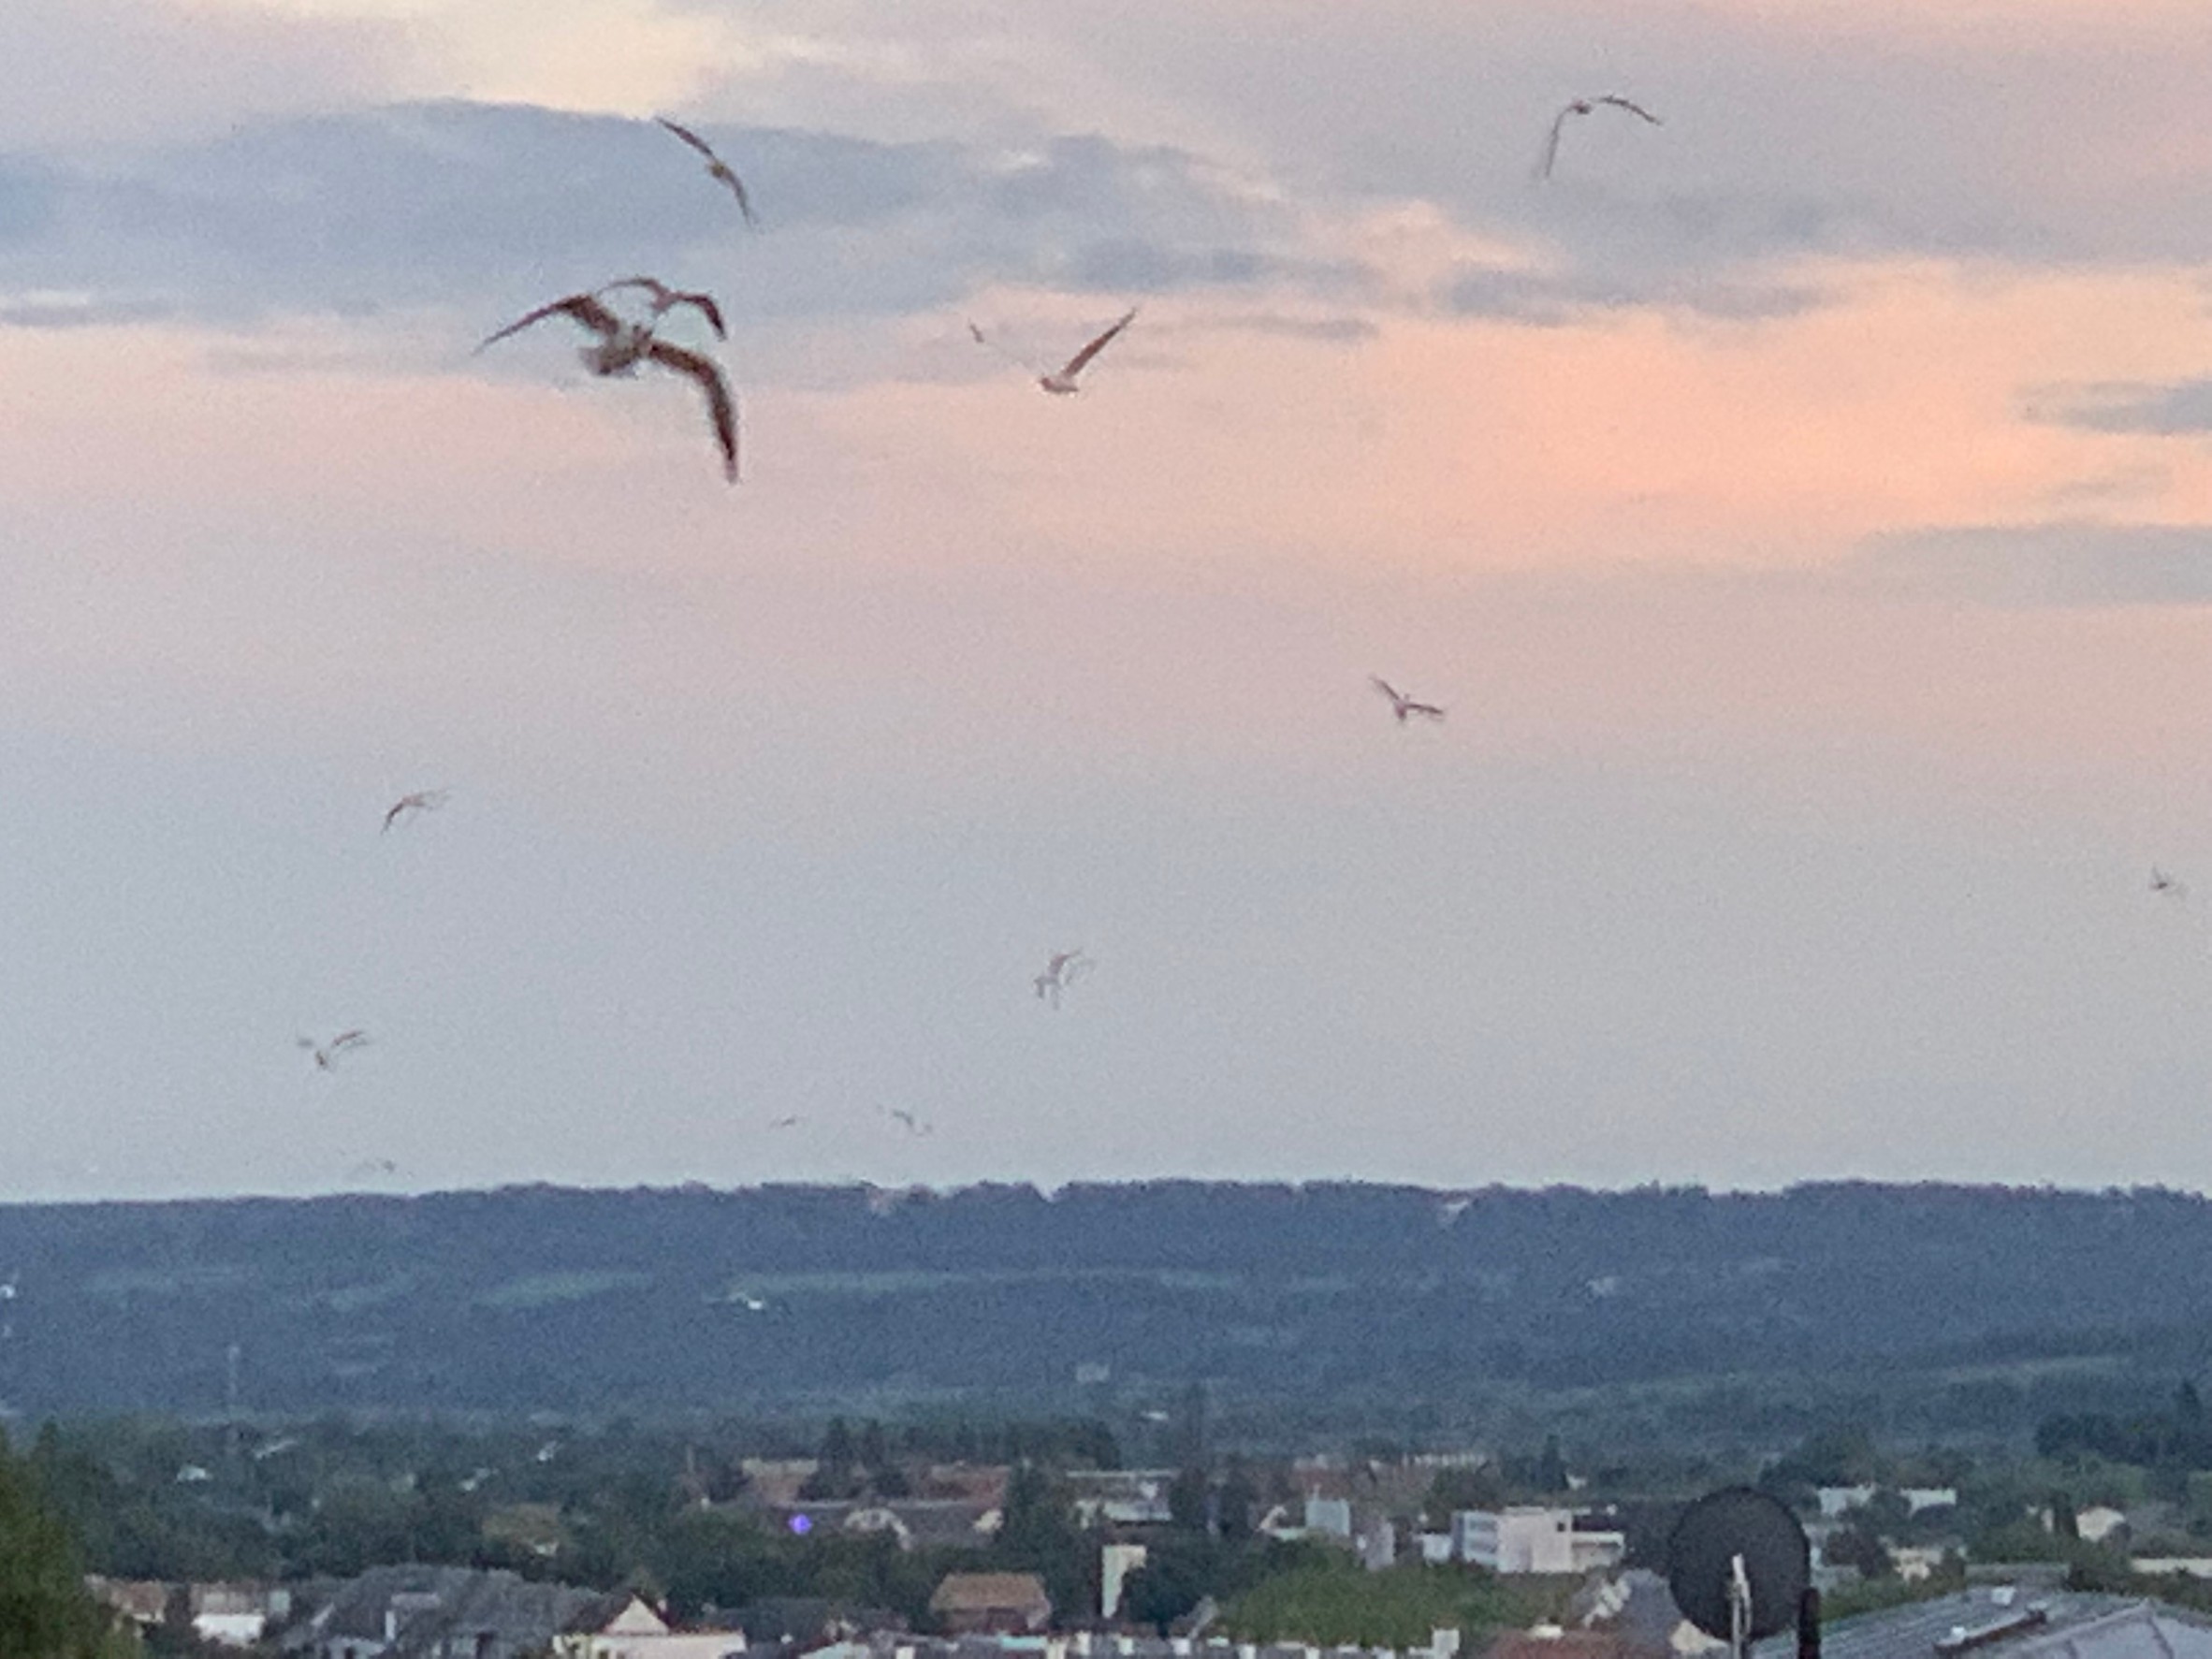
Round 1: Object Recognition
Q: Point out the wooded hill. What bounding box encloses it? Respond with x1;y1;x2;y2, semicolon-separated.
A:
0;1181;2204;1430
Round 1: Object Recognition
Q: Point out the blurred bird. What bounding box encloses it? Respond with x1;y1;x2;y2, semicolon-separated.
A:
599;276;727;339
298;1030;371;1071
1034;948;1094;1009
1371;676;1446;724
768;1114;802;1130
881;1106;934;1137
2152;866;2188;901
1539;95;1662;181
655;116;760;226
382;789;449;834
477;288;740;483
970;309;1140;395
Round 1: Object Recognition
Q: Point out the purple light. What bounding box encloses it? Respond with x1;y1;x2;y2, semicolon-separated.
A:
790;1514;813;1535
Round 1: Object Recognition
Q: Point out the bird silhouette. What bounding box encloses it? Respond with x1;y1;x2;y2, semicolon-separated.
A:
655;116;760;226
1539;95;1663;181
1371;676;1446;724
970;310;1141;395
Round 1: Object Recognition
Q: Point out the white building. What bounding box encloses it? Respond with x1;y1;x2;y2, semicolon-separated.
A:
1816;1487;1877;1518
553;1597;747;1659
1102;1544;1150;1622
1305;1496;1354;1539
1452;1508;1576;1574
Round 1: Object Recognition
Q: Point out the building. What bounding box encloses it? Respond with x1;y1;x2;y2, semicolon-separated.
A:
1818;1487;1879;1519
1305;1495;1354;1539
929;1573;1053;1636
551;1595;749;1659
278;1564;628;1659
1453;1508;1580;1574
1750;1584;2212;1659
1102;1544;1150;1622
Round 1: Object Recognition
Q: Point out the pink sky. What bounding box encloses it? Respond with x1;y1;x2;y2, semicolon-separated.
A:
1;0;2210;1199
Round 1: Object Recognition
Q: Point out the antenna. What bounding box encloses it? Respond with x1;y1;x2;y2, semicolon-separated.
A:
1666;1488;1812;1659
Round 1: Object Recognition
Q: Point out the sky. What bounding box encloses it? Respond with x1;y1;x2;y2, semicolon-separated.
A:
5;0;2212;1201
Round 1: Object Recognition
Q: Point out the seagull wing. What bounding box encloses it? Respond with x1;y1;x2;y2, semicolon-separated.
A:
476;294;623;353
667;289;728;339
646;339;740;483
656;115;720;162
331;1030;370;1051
381;798;409;833
1595;95;1663;124
1538;108;1572;181
604;278;728;339
1370;675;1404;704
718;167;761;228
1058;307;1140;381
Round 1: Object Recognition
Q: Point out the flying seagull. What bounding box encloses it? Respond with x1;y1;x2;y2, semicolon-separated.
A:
382;789;449;834
2152;866;2188;901
880;1105;934;1137
1371;676;1446;724
1034;948;1094;1009
655;116;759;226
970;309;1140;396
477;288;740;483
298;1030;371;1071
767;1114;802;1130
599;276;728;340
1539;95;1663;181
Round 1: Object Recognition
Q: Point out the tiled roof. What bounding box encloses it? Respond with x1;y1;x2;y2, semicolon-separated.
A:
1751;1588;2212;1659
930;1574;1053;1615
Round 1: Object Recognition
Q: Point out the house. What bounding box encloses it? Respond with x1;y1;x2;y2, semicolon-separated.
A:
551;1595;749;1659
1817;1487;1878;1519
85;1578;168;1632
1454;1508;1606;1575
2075;1507;2129;1545
1750;1584;2212;1659
193;1582;285;1648
278;1564;627;1659
929;1572;1053;1635
1067;1470;1178;1527
1902;1488;1960;1517
1101;1544;1150;1622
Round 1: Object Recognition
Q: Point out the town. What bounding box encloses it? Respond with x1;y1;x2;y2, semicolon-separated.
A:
13;1392;2212;1659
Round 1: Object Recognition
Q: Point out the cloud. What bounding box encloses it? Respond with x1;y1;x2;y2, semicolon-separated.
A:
0;0;405;147
1443;259;1826;326
2029;379;2212;436
1849;522;2212;608
0;101;1316;337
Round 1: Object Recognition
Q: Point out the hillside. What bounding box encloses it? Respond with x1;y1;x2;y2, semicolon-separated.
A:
0;1181;2205;1432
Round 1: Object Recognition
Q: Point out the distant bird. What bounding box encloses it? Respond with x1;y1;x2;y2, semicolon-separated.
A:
1539;95;1663;181
344;1157;399;1181
381;789;449;834
1370;676;1446;724
725;1290;769;1313
2152;866;2188;901
298;1030;371;1071
477;288;740;483
767;1114;802;1130
969;308;1140;395
534;1440;560;1463
655;115;759;226
1034;948;1094;1009
599;275;727;340
880;1105;934;1137
0;1273;15;1302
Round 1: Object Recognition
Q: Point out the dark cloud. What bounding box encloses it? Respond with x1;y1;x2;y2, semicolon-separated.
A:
2028;379;2212;437
1849;522;2212;608
0;101;1313;334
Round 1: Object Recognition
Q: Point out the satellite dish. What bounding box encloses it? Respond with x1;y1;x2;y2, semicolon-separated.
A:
1666;1487;1810;1644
